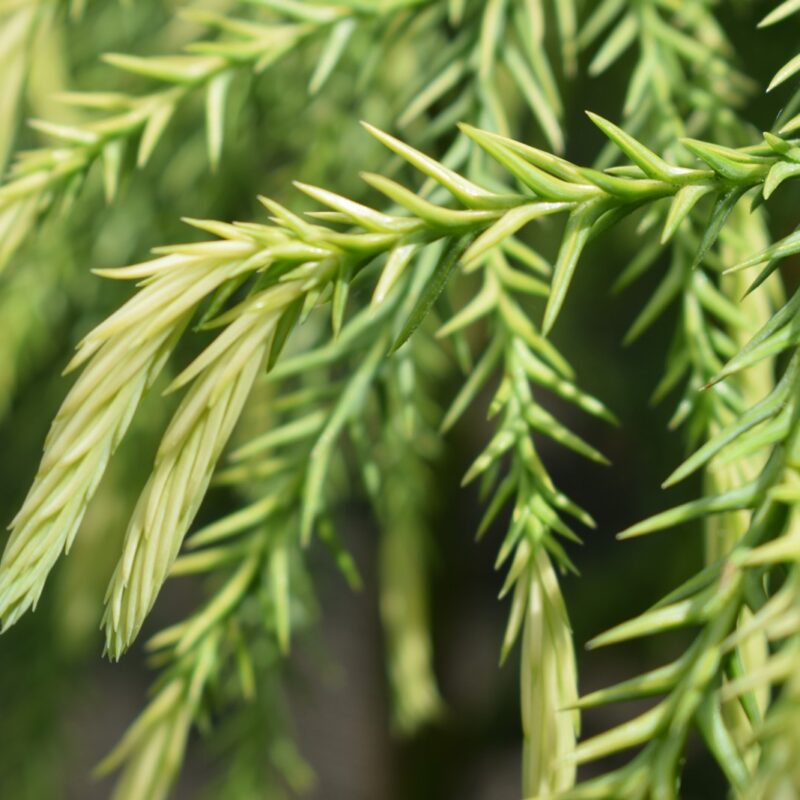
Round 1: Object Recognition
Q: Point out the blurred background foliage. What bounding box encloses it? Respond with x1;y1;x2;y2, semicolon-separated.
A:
0;1;798;798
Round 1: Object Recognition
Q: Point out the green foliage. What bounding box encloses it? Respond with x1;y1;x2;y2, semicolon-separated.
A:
4;1;800;799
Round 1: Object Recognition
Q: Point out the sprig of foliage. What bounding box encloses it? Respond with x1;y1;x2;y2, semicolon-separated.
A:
540;5;800;796
580;0;771;449
399;0;574;156
582;0;755;159
559;288;800;799
368;339;446;733
0;0;447;272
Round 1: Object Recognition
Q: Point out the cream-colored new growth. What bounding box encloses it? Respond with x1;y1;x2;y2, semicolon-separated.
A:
0;245;254;629
103;279;310;657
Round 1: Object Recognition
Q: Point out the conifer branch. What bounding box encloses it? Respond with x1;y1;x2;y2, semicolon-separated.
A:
551;4;800;794
366;336;446;733
73;0;580;776
6;7;800;788
4;109;800;788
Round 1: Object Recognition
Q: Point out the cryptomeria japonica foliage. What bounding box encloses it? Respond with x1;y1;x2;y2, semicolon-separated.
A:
2;0;800;798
